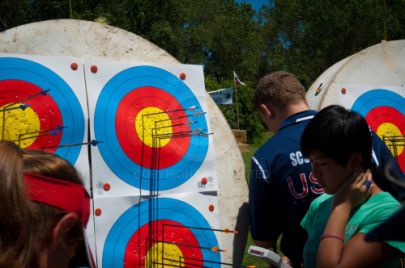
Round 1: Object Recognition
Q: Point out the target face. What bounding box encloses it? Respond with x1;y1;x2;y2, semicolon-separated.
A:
94;66;208;190
102;198;220;268
0;57;85;163
352;89;405;171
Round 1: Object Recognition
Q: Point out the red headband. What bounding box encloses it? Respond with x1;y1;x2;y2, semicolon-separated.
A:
24;173;90;226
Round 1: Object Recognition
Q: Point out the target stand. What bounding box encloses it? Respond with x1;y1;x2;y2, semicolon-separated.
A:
0;19;250;268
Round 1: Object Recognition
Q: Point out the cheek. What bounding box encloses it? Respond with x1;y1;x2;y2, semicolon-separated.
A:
324;178;338;193
323;169;346;193
315;167;334;185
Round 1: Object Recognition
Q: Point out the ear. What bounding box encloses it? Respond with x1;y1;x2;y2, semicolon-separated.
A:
259;103;273;119
51;212;79;250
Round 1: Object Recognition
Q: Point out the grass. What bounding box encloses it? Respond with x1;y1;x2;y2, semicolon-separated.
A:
240;133;274;268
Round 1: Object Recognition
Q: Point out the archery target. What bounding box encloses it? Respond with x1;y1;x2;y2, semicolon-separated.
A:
94;194;221;268
93;65;209;191
306;55;354;110
0;55;86;164
351;89;405;171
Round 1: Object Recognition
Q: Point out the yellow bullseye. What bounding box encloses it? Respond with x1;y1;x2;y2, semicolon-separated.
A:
145;242;184;267
0;103;40;148
135;107;172;147
377;122;404;156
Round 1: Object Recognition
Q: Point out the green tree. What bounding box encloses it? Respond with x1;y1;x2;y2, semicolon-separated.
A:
260;0;405;88
119;0;268;82
4;0;405;143
206;76;266;143
0;0;32;31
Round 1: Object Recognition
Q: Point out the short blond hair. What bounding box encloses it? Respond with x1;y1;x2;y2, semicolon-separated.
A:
254;71;306;109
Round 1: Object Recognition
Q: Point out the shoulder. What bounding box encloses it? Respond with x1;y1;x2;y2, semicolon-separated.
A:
301;194;332;230
253;133;305;170
304;194;333;220
253;136;284;164
309;193;333;210
363;192;400;213
358;193;405;252
306;194;333;221
357;193;400;231
368;192;399;206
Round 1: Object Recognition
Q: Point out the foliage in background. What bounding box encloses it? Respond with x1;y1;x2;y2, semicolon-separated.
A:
1;0;405;141
2;1;405;266
259;0;405;87
240;134;272;267
205;76;266;144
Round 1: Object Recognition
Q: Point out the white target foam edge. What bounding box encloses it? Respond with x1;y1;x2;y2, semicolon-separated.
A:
307;40;405;109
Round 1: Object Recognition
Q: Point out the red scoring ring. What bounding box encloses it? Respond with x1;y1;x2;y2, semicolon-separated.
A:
124;219;203;267
365;106;405;171
0;80;62;151
116;86;191;169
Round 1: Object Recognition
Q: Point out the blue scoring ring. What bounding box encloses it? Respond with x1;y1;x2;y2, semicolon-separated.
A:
351;89;405;117
0;57;85;164
102;198;220;268
94;65;208;190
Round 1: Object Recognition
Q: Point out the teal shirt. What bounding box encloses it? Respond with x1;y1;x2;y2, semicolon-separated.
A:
301;192;405;268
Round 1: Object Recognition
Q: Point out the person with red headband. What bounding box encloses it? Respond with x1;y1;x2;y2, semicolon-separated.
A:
0;141;92;268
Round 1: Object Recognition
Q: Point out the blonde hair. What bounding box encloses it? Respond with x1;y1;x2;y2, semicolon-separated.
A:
254;71;307;109
0;142;83;268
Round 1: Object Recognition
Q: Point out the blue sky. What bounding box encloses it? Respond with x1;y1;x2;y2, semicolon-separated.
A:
236;0;269;10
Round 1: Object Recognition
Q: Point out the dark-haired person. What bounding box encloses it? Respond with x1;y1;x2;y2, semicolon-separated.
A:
0;141;92;268
300;105;405;268
249;71;402;267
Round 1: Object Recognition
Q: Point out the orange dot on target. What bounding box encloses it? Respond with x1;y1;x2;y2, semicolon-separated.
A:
91;65;98;73
103;183;111;191
341;88;347;94
180;72;186;80
208;204;215;212
70;63;78;71
95;208;102;216
201;177;208;185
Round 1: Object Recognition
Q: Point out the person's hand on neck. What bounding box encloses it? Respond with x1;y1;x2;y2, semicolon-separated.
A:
333;169;372;209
